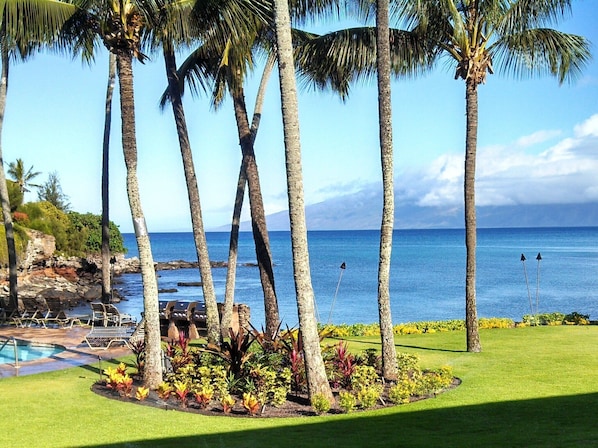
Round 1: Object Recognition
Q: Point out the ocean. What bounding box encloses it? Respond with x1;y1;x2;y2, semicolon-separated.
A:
115;227;598;328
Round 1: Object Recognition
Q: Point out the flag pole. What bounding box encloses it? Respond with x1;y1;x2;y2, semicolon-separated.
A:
521;254;535;325
327;262;346;324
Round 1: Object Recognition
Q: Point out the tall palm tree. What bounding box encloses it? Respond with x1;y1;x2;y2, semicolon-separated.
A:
373;0;398;381
151;0;271;343
7;159;41;194
101;53;116;304
0;0;76;311
62;0;164;386
272;0;333;402
293;6;433;380
398;0;591;352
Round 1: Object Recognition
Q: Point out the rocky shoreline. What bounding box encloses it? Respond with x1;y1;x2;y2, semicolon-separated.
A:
0;255;245;308
0;230;257;309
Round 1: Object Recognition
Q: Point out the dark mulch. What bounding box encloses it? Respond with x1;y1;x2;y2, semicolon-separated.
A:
92;378;461;418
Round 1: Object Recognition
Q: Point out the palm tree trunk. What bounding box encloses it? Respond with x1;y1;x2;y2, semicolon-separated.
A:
101;53;116;304
116;52;163;387
375;0;398;381
273;0;332;402
163;42;220;344
464;79;481;353
221;158;246;337
0;43;18;311
222;56;276;337
231;88;279;337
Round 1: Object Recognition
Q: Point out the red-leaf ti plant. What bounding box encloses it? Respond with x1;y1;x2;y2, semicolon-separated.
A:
333;341;356;389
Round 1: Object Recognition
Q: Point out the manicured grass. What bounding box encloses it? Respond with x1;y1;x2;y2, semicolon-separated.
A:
1;326;598;447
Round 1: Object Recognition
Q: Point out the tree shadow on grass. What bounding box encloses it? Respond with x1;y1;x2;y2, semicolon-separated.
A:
81;392;598;447
345;337;466;353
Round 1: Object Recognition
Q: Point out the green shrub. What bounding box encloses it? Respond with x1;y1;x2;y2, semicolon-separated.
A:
338;390;357;413
389;378;417;404
310;393;331;415
357;385;382;409
564;312;590;325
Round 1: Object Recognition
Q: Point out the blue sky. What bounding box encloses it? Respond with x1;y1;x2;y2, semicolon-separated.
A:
3;1;597;233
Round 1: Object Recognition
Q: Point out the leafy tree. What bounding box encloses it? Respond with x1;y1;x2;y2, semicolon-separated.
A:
398;0;591;352
6;180;23;212
20;201;70;251
7;158;41;194
37;171;71;212
67;212;126;254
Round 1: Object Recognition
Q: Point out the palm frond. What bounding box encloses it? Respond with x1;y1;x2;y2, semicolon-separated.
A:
294;26;435;100
493;28;591;84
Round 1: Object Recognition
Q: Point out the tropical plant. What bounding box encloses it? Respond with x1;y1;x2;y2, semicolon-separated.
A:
396;0;591;352
7;159;41;194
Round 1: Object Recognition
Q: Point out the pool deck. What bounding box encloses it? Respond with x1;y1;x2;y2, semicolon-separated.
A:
0;325;132;378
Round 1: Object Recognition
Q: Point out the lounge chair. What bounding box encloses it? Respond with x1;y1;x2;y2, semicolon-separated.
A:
18;297;45;327
84;319;144;350
90;302;135;327
104;303;136;326
44;297;89;328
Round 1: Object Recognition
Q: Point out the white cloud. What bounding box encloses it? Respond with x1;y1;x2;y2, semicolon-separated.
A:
516;129;562;148
574;114;598;138
400;114;598;208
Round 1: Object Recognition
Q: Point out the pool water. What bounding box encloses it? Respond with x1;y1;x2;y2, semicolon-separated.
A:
0;340;65;364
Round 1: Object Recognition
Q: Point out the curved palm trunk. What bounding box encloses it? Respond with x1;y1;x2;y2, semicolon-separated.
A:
116;53;163;386
273;0;332;401
0;44;18;311
221;158;246;337
101;53;116;304
375;0;398;381
222;56;276;337
231;88;279;337
464;79;481;353
163;42;219;344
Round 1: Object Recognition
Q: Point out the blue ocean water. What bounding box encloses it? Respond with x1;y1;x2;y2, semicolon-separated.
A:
117;228;598;327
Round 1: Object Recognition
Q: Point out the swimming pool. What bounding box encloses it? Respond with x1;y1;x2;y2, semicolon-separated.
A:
0;339;65;364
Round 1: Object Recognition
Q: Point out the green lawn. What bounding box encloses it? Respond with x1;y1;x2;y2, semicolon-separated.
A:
1;325;598;447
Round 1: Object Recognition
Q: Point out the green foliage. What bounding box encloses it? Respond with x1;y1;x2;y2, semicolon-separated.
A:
522;312;590;326
67;211;126;254
564;312;590;325
350;365;379;391
6;180;23;211
37;171;70;211
15;202;125;256
338;390;357;413
0;224;29;265
310;393;331;415
389;378;417;404
479;318;514;329
356;385;382;409
415;366;454;396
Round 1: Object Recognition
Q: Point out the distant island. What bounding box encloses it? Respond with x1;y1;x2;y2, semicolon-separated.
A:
215;190;598;231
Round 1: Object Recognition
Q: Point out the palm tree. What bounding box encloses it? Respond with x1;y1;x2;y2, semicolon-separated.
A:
61;0;164;386
101;53;117;304
293;6;433;381
150;0;272;343
7;159;41;194
0;0;76;311
272;0;333;402
398;0;591;352
373;0;398;381
169;23;282;338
